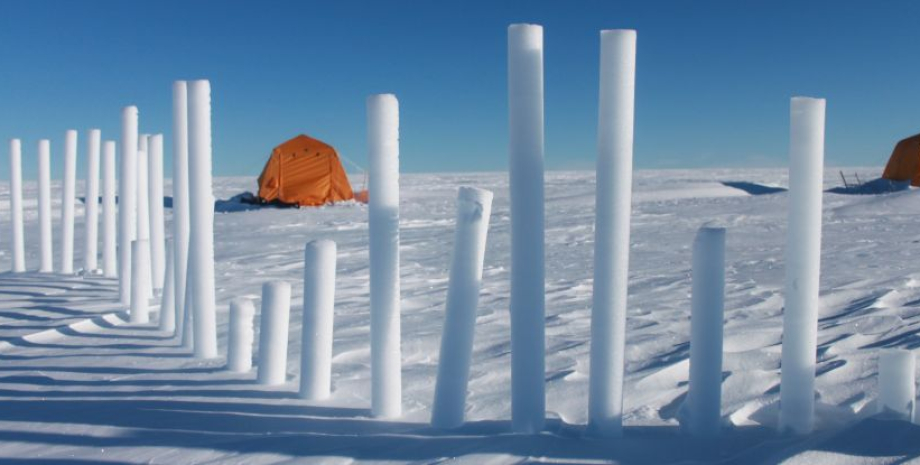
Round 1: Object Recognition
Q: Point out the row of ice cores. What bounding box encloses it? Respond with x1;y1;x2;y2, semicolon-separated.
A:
6;24;915;439
7;80;220;362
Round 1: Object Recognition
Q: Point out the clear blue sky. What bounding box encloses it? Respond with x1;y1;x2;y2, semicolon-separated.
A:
1;0;919;179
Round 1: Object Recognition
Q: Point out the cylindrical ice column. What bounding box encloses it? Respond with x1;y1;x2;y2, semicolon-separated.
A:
102;141;117;278
588;28;637;438
431;187;494;429
61;130;78;274
681;226;726;437
136;149;153;298
188;80;218;359
119;106;138;304
299;240;337;400
779;96;826;435
83;129;101;272
173;81;191;343
38;139;53;273
257;281;292;385
129;239;151;324
228;298;255;373
148;134;166;290
9;139;25;273
136;145;149;242
181;275;194;350
877;349;916;421
508;23;546;433
158;242;176;333
367;93;402;418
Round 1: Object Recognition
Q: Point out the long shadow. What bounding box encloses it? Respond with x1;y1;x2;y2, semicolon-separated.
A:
811;417;920;458
859;330;920;350
0;298;73;306
721;181;787;195
0;459;133;465
0;387;301;400
6;339;176;351
55;326;173;341
818;293;885;324
0;325;75;332
0;374;260;388
0;365;219;376
635;341;689;372
92;316;133;330
0;351;193;361
0;311;55;322
0;396;782;463
23;305;99;318
0;283;93;293
0;290;67;299
0;272;110;286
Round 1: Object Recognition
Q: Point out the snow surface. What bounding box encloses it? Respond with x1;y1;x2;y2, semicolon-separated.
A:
0;168;919;463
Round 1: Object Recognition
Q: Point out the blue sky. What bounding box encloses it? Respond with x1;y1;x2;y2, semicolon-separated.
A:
1;1;919;179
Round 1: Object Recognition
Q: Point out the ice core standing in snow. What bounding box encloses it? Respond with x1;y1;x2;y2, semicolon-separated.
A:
9;138;24;273
508;22;546;434
367;93;402;418
148;134;166;290
137;145;153;298
589;28;636;438
431;186;494;429
188;80;218;359
257;281;291;385
61;129;77;274
173;81;191;343
84;129;101;272
682;225;726;437
130;239;151;324
158;241;176;333
780;96;825;435
119;106;139;304
877;349;915;421
300;239;337;400
228;297;255;373
102;140;117;278
38;139;53;273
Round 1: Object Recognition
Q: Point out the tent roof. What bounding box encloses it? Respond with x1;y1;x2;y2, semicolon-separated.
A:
257;134;355;206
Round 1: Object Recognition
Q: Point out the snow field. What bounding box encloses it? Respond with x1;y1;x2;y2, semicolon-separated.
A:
0;168;911;463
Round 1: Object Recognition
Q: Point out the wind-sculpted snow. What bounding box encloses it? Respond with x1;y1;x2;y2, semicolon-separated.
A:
0;168;917;463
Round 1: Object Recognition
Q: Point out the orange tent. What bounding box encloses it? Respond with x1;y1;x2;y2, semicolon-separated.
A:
257;134;355;206
882;134;920;186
